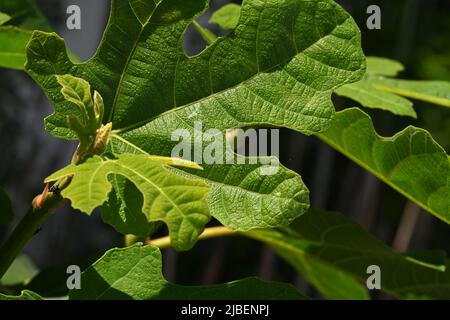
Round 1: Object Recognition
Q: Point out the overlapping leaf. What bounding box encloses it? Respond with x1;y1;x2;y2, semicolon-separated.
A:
335;57;450;117
69;243;308;300
45;154;211;251
245;210;450;299
317;107;450;224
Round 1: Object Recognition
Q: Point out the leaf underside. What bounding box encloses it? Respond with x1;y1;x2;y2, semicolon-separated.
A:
29;0;364;241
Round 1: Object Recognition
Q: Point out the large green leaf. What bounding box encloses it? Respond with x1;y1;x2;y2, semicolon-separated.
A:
27;0;363;234
0;187;13;225
245;210;450;299
25;0;364;139
364;56;404;77
0;0;51;69
45;154;211;251
69;243;308;300
318;107;449;224
335;57;450;117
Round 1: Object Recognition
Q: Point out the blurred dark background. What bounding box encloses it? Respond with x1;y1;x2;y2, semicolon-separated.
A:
0;0;449;298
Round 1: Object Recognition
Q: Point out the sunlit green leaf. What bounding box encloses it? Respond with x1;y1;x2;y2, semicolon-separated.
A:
0;12;11;25
45;154;210;251
335;56;450;117
26;0;364;139
365;56;404;77
318;107;450;224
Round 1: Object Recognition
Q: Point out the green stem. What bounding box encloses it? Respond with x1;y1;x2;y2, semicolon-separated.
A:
148;226;236;249
0;192;64;279
192;20;217;45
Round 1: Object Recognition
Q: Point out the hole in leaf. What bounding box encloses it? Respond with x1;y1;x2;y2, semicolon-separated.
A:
183;0;238;57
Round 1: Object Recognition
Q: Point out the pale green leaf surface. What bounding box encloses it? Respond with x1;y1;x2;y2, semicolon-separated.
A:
45;154;211;251
318;108;450;224
246;210;450;299
374;78;450;108
0;254;38;286
69;244;308;300
209;3;241;30
0;12;10;25
335;80;416;118
365;56;404;76
335;56;450;116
